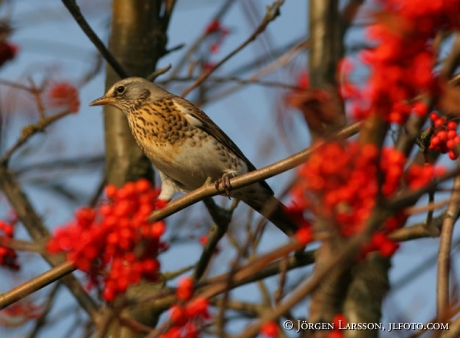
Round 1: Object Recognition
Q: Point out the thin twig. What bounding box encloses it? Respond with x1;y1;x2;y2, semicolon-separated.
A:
147;64;172;82
405;195;460;215
0;78;34;91
248;39;309;80
88;173;106;208
274;255;289;304
0;261;76;310
0;236;43;253
427;189;435;225
437;173;460;322
13;155;104;176
163;265;195;281
1;110;73;164
193;198;239;281
28;78;46;120
61;0;128;78
181;0;285;97
28;282;62;338
389;221;441;243
161;75;304;90
211;298;263;316
167;0;235;81
387;167;460;210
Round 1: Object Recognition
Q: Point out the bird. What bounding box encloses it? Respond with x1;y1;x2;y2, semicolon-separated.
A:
89;77;298;236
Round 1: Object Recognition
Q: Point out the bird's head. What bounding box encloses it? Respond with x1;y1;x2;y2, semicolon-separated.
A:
89;77;171;113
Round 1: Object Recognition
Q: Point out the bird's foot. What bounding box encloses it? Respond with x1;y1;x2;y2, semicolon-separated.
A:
215;173;236;198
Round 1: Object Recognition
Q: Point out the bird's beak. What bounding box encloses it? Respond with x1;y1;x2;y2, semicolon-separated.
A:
89;95;113;107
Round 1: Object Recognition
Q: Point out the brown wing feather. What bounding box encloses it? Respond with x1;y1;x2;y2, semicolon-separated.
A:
172;96;274;195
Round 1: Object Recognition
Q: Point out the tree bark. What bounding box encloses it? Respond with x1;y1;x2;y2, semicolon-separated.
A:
104;0;169;186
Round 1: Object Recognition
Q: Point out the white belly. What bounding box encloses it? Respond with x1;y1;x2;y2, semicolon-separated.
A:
143;133;248;192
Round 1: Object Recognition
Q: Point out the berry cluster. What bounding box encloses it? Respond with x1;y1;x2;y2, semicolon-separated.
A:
427;112;460;160
0;299;42;327
205;19;229;37
163;297;210;338
290;141;442;255
161;277;210;338
0;220;19;270
201;19;229;71
46;82;80;113
47;179;166;301
349;0;460;123
363;231;400;257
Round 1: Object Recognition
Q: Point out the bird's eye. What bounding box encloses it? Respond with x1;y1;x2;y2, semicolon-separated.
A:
116;86;125;95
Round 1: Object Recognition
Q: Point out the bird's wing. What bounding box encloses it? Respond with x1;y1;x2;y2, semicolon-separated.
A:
172;96;274;194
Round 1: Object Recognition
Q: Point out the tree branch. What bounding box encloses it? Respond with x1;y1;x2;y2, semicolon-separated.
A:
193;198;239;281
437;173;460;321
181;0;285;97
1;111;73;164
0;261;75;310
61;0;129;78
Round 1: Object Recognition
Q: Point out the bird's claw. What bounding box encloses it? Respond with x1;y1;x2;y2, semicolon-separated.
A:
215;173;235;198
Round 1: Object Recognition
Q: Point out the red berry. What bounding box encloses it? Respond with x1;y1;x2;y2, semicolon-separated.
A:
430;136;440;146
437;131;447;142
448;151;458;160
151;222;165;238
135;178;151;193
448;130;457;139
205;20;221;34
448;121;458;130
435;119;444;127
176;277;194;301
430;112;439;121
105;184;117;198
261;321;279;338
379;240;399;257
295;227;312;245
169;305;186;324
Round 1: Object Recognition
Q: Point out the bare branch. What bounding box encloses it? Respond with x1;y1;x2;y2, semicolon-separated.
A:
0;261;75;310
1;110;73;164
61;0;129;78
193;198;239;281
146;64;172;82
181;0;286;97
437;173;460;321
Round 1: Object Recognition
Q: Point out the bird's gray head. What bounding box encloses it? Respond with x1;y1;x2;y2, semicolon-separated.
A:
89;77;171;113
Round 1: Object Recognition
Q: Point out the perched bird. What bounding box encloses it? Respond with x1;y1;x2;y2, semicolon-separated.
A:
90;77;298;236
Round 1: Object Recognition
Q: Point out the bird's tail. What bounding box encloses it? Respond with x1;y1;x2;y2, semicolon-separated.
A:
233;184;299;236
